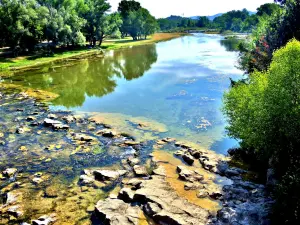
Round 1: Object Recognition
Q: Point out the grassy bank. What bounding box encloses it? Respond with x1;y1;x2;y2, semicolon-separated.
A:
0;33;187;77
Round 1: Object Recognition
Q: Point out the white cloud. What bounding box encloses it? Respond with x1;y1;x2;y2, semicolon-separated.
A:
108;0;274;18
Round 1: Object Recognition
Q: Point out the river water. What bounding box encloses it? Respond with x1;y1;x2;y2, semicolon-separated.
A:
4;34;242;154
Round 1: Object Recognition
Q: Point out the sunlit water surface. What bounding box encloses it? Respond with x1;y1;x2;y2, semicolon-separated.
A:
4;34;242;154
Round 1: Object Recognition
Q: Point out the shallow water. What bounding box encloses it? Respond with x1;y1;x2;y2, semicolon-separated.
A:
3;34;242;154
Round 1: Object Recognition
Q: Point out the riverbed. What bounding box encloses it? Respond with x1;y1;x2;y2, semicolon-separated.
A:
0;34;244;224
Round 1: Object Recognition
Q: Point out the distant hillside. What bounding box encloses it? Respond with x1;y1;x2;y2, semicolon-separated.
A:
190;11;256;21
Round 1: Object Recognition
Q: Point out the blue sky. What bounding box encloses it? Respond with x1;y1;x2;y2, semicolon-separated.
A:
108;0;274;18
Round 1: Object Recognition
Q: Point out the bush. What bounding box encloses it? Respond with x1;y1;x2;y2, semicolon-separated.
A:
223;39;300;224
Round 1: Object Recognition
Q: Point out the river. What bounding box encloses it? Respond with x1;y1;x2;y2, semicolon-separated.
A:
3;34;242;154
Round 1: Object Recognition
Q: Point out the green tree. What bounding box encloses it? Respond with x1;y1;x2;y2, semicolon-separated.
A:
118;0;141;37
197;16;210;27
257;3;281;17
97;13;123;46
224;39;300;224
81;0;111;46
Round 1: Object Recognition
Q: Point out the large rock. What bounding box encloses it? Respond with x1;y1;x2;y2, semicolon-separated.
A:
95;198;142;225
43;119;69;130
182;153;194;165
93;170;127;181
133;175;209;225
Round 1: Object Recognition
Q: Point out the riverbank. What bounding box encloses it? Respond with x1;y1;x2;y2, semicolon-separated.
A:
0;33;187;78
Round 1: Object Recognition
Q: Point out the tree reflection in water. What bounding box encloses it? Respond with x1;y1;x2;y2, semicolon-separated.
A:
6;44;158;107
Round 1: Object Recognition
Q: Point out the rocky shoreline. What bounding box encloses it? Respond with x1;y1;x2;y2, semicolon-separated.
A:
0;91;273;225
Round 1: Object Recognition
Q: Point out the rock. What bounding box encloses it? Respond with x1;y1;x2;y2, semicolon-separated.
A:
124;140;140;146
161;137;176;143
47;114;57;119
2;168;17;178
174;150;185;156
32;214;56;225
127;157;140;167
79;174;95;185
93;170;127;181
182;153;194;165
7;205;23;218
62;115;75;123
73;133;96;142
152;166;166;177
123;179;143;189
16;127;25;134
95;198;141;225
188;149;202;159
118;188;135;202
44;119;69;130
133;175;209;225
133;165;148;177
26;116;36;121
32;177;43;185
177;165;193;181
184;182;202;190
197;190;209;198
97;129;117;138
209;191;223;200
199;157;217;172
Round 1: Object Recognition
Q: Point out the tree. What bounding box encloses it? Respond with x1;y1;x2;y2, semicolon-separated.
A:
81;0;111;46
224;39;300;225
97;13;123;46
197;16;210;27
257;3;281;17
118;0;141;37
122;7;157;40
0;0;46;52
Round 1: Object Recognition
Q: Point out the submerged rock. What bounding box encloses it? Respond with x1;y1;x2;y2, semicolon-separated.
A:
2;168;18;178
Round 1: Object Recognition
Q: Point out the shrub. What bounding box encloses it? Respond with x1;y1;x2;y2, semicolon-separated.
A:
223;39;300;224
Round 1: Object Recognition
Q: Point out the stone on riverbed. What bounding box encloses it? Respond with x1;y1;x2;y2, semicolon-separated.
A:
182;153;194;165
93;170;127;181
2;168;18;178
43;119;69;130
32;214;56;225
133;165;148;177
95;198;142;225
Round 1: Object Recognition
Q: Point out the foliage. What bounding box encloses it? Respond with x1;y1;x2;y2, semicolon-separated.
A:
157;16;208;32
238;0;299;73
118;3;158;40
224;39;300;224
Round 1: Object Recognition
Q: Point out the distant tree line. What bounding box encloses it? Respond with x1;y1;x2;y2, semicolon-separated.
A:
0;0;158;54
157;3;281;33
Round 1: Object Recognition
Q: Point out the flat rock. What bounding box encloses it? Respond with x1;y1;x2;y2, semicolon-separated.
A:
127;157;140;167
133;175;209;225
133;165;148;177
95;198;142;225
118;188;135;202
93;170;127;181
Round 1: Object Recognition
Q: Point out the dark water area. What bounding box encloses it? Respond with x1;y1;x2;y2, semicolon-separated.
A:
3;34;242;153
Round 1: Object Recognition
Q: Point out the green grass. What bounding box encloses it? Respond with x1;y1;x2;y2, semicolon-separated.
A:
0;33;187;76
